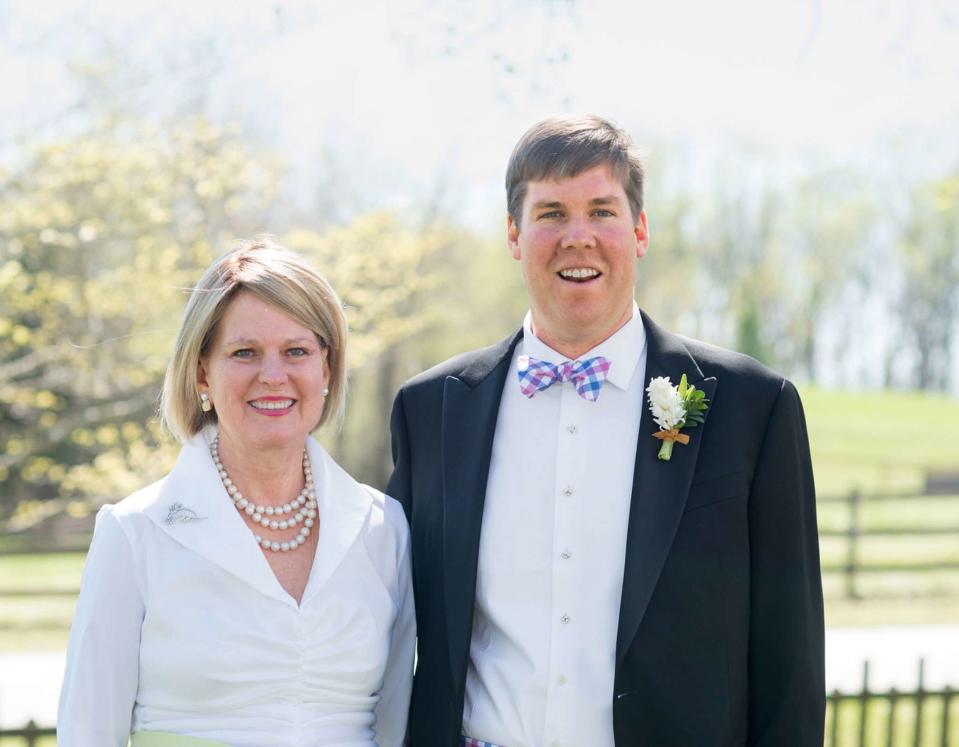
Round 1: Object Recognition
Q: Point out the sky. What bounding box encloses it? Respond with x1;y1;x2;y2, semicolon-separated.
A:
3;0;959;227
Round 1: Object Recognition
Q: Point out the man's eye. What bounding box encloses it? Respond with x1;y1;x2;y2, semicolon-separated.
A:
538;211;563;220
594;209;614;217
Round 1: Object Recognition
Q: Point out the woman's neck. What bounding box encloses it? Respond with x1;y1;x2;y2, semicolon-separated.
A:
215;432;307;507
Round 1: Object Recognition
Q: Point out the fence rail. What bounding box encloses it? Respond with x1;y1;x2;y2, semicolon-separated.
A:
818;489;959;599
0;719;56;744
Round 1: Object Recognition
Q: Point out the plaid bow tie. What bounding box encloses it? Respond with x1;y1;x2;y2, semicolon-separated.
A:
517;354;611;402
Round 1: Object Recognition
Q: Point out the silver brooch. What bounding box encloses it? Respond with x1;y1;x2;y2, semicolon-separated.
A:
165;502;207;526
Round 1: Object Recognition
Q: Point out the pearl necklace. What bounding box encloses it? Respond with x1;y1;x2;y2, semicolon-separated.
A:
211;436;317;553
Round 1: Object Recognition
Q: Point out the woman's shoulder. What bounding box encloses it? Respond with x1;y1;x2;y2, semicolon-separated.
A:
308;437;408;538
96;474;171;533
355;484;410;596
361;484;409;538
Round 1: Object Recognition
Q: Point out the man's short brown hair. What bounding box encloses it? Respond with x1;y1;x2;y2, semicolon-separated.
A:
506;114;645;226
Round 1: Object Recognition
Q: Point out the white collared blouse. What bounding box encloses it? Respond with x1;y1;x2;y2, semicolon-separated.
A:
57;430;414;747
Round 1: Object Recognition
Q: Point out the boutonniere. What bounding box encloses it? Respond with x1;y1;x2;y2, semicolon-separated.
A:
646;374;710;461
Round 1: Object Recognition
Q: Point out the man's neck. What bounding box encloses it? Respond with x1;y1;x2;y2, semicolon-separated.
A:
529;309;634;360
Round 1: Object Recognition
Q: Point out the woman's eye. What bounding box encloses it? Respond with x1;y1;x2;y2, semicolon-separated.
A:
231;349;254;358
288;347;308;357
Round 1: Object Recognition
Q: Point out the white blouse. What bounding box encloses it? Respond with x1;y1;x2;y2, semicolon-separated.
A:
57;430;414;747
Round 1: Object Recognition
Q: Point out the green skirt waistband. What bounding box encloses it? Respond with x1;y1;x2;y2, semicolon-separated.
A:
131;731;229;747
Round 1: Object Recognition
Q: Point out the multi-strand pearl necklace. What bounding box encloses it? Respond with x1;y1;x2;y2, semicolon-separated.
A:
211;436;317;553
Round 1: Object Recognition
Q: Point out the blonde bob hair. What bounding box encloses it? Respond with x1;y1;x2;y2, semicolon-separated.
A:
161;239;347;442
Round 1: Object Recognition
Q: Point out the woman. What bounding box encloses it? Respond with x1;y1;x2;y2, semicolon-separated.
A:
57;240;414;746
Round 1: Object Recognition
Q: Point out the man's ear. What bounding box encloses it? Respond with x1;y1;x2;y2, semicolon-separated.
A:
507;214;521;260
634;210;649;259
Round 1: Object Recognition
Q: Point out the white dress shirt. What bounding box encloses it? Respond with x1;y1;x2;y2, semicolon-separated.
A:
57;429;414;747
463;304;647;747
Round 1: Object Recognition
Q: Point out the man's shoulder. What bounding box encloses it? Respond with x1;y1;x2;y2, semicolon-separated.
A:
669;334;806;436
679;335;783;386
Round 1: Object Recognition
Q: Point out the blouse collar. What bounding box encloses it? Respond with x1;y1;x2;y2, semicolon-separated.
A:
141;428;372;608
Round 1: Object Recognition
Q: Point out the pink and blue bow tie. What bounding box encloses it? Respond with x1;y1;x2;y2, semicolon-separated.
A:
517;354;611;401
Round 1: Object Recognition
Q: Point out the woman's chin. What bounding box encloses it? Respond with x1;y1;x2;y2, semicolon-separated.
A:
222;421;309;454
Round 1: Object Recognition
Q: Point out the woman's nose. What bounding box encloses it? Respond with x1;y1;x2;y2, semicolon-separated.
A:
258;354;288;385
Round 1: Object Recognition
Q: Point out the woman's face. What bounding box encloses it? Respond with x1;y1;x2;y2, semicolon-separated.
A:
198;291;329;455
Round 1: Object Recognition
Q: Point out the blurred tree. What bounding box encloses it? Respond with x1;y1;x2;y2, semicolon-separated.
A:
635;180;700;333
287;214;522;488
0;117;277;518
784;168;875;383
696;153;786;366
894;173;959;391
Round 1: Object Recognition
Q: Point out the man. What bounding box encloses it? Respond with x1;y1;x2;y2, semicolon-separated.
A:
387;115;824;746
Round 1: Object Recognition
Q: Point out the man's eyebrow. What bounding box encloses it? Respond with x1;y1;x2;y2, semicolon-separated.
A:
530;200;565;211
529;196;624;211
589;195;623;205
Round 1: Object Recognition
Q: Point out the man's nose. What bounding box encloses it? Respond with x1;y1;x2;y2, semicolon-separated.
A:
561;217;596;249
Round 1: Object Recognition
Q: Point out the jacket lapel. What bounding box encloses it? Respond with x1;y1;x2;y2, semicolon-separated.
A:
442;330;522;683
616;312;718;663
143;429;294;607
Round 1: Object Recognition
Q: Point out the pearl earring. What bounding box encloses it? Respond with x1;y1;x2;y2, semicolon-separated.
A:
200;392;212;412
323;387;330;396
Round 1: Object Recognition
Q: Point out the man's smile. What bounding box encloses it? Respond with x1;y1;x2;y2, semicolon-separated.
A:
558;267;601;282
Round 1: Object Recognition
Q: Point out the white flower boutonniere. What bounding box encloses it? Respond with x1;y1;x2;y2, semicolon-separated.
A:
646;373;710;461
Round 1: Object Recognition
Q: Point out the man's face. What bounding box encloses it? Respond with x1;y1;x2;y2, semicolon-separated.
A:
508;163;649;357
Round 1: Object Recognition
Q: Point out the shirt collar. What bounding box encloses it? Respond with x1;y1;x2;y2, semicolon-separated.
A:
521;302;646;391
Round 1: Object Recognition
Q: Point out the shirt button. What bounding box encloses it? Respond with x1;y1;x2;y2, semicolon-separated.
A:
567;424;577;434
562;485;573;496
560;550;571;560
560;614;570;624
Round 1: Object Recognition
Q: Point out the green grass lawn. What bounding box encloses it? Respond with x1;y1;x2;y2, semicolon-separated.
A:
827;695;959;747
0;553;82;652
0;552;86;591
801;387;959;497
818;496;959;532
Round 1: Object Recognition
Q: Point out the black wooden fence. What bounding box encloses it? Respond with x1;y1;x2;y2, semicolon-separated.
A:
827;659;957;747
818;489;959;599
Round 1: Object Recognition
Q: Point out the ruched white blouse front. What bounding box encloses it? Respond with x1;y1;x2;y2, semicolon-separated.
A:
57;430;415;747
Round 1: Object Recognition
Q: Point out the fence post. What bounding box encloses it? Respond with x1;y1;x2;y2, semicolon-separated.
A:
914;658;926;745
943;685;953;747
25;719;37;747
845;489;861;599
829;690;842;747
886;688;897;747
858;660;870;746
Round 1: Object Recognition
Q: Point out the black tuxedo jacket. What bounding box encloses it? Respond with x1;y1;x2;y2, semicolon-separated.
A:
387;312;825;746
